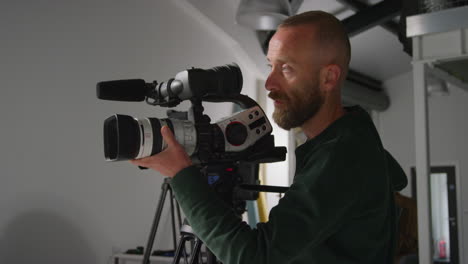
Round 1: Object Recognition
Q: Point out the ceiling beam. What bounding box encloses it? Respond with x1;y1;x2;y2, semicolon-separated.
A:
341;0;402;37
337;0;400;36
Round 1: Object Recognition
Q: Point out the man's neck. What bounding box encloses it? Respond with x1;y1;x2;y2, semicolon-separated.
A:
301;102;345;139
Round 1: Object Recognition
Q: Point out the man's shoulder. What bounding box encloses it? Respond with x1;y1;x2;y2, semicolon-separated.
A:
299;122;379;158
296;124;384;177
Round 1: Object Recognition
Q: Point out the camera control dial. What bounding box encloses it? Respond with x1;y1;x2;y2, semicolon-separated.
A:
225;122;248;146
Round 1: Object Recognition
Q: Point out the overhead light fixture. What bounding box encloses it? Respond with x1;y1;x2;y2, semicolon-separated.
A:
236;0;303;31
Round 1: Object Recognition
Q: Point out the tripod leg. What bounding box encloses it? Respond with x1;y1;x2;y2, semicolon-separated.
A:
176;201;183;233
142;178;171;264
169;187;178;252
189;238;202;264
172;235;192;264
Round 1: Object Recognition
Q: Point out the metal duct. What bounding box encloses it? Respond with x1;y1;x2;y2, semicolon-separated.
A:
236;0;303;30
342;70;389;111
342;80;390;111
420;0;468;13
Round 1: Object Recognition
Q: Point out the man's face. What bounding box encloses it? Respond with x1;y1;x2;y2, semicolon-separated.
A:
265;25;324;130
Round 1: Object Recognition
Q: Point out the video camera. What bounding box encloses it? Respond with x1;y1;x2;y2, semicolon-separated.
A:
96;63;286;166
97;64;289;264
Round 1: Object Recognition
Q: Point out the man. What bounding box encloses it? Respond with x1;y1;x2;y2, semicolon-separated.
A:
131;11;407;264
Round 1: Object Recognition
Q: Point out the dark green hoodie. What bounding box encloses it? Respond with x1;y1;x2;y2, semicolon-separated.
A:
171;106;407;264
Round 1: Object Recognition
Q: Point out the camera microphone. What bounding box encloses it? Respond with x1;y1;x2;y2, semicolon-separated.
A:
96;63;242;105
96;79;150;102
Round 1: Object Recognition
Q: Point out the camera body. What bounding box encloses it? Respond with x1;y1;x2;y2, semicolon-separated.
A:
216;105;271;152
97;63;285;165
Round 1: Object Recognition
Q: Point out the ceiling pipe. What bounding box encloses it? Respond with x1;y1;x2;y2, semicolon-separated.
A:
337;0;400;36
341;0;402;37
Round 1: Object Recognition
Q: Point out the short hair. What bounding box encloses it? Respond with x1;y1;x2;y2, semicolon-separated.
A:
279;11;351;75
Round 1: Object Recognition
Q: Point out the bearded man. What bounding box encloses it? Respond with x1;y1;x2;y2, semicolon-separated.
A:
131;10;407;264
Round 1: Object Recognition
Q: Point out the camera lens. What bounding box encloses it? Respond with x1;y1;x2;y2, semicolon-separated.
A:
104;115;141;161
103;115;197;161
103;115;164;161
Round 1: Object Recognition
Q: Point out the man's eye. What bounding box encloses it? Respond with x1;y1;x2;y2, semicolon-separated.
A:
282;65;292;73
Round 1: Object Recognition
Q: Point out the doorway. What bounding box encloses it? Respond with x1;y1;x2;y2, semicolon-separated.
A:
411;166;460;264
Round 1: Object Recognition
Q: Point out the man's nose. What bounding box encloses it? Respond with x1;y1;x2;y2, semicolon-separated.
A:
265;71;278;92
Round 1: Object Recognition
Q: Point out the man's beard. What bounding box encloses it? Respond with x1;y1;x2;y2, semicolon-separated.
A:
269;84;324;130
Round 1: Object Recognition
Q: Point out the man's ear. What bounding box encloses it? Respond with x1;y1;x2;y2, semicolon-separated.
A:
319;64;341;92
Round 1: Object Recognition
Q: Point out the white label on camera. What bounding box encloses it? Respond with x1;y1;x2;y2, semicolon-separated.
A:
135;118;154;159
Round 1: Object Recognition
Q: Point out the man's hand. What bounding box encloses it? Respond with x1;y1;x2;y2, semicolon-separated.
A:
130;126;192;177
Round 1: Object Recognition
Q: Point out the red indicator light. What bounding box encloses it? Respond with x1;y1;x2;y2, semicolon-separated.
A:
226;168;234;172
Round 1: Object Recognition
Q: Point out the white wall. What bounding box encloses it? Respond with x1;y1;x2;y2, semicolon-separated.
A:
378;70;468;260
0;1;258;263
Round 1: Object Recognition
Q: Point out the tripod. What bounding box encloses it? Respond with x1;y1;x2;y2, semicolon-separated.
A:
143;164;290;264
171;221;219;264
142;178;183;264
170;183;289;264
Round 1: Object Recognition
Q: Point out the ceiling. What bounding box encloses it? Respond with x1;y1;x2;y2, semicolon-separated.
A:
186;0;413;81
298;0;412;80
